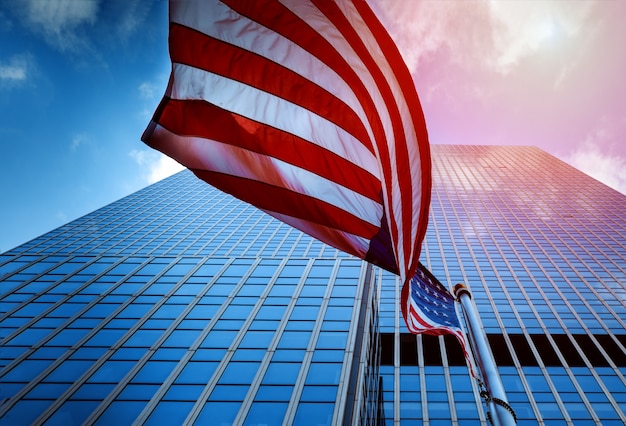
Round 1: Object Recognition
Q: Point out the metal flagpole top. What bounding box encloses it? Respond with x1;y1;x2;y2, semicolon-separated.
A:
453;283;471;299
453;283;517;426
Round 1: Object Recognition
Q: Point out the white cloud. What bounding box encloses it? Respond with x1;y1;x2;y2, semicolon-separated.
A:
114;0;150;39
138;74;169;122
369;0;592;75
0;54;33;88
128;149;150;166
70;132;92;151
55;211;68;223
0;60;25;81
564;136;626;195
487;1;591;74
139;107;153;121
138;82;156;99
130;149;184;184
23;0;99;52
367;1;488;72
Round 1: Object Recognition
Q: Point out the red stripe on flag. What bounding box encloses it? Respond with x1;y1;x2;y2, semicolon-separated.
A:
408;305;434;330
355;2;431;276
145;123;383;230
191;169;380;240
222;0;397;250
143;0;439;342
157;98;381;202
312;0;411;270
169;23;374;154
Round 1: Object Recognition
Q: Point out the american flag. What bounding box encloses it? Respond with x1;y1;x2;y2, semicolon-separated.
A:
403;264;463;333
142;1;468;345
401;263;472;367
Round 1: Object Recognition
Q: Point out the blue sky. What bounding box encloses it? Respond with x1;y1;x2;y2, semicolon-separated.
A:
2;1;625;252
1;1;183;252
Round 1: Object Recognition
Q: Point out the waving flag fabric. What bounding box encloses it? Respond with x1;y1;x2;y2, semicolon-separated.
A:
403;263;470;360
142;0;465;345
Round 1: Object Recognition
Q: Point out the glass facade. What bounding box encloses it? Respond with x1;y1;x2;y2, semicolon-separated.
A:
378;146;625;426
0;170;380;425
1;145;624;425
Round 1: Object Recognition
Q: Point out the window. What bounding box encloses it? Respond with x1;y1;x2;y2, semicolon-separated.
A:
196;402;241;425
293;403;334;426
145;401;194;425
315;332;347;350
300;385;338;402
131;361;177;384
95;401;146;425
238;331;275;349
244;402;288;426
118;384;159;401
262;363;301;385
305;363;342;385
163;384;204;401
217;362;260;385
173;361;218;385
87;361;135;383
44;360;93;383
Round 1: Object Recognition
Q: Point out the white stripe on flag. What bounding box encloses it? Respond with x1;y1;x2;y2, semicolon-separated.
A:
169;63;380;179
170;0;378;154
149;124;384;229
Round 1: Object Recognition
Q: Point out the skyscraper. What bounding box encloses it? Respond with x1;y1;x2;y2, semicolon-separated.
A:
1;145;624;425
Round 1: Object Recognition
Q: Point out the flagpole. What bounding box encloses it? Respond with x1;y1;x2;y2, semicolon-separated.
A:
453;284;517;426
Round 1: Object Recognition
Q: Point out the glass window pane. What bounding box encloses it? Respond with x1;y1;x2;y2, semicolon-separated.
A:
293;403;334;426
244;402;288;426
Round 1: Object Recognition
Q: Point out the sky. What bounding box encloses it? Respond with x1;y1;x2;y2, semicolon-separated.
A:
1;0;625;252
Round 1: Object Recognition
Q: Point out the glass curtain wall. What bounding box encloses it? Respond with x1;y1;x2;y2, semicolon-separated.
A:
1;145;624;425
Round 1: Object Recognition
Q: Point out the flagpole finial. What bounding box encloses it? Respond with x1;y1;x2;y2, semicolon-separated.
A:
453;283;471;300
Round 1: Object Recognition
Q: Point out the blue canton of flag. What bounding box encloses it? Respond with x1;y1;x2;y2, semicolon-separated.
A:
401;263;472;368
409;264;460;330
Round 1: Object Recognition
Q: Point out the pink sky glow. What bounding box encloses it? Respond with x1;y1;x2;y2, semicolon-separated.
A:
369;0;626;194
